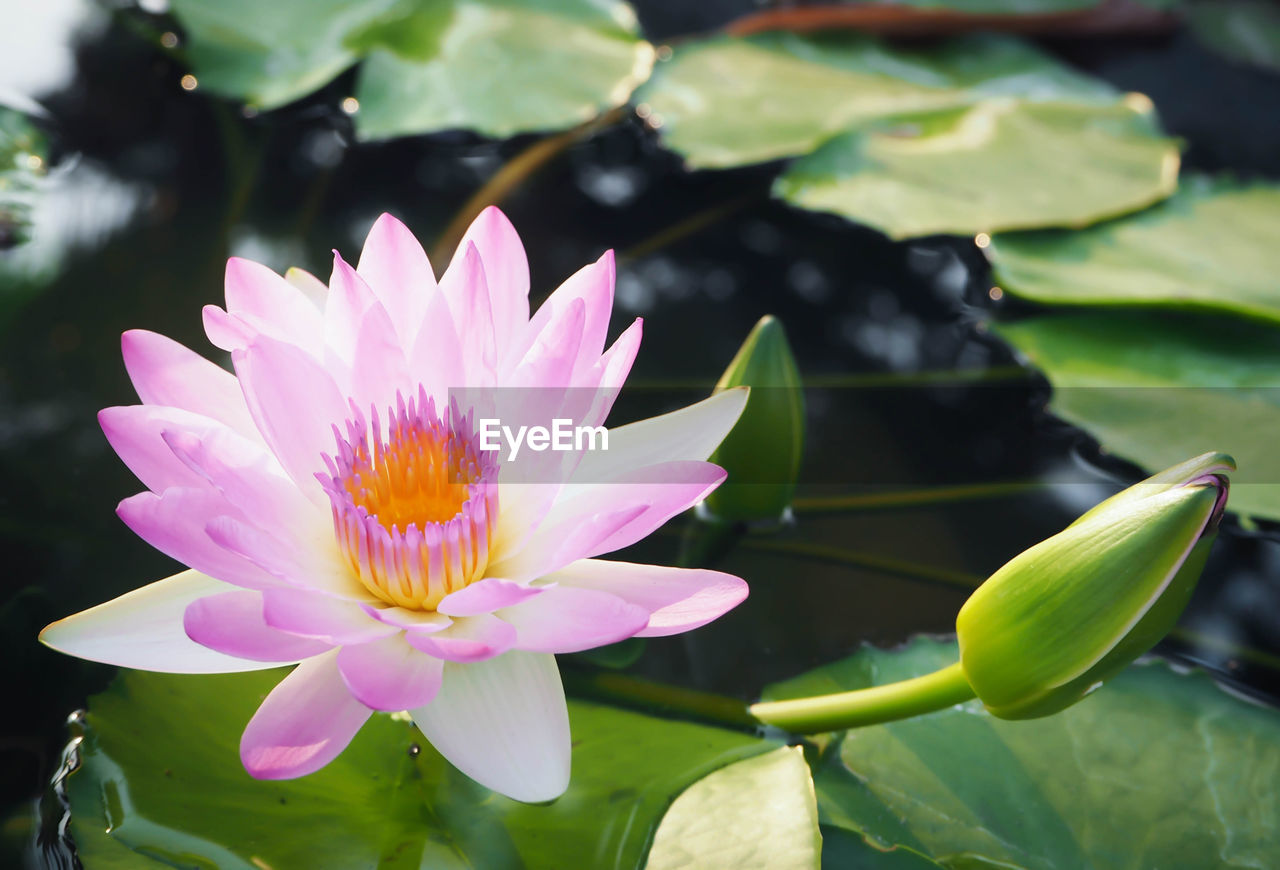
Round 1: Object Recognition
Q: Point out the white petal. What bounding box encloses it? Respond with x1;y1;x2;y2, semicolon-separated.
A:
39;570;287;673
410;651;570;803
571;388;748;483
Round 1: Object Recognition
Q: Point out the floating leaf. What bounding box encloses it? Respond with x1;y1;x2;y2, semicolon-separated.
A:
1186;0;1280;73
989;177;1280;323
645;746;821;870
775;97;1179;238
353;0;653;139
168;0;653;138
168;0;391;110
0;107;46;249
637;32;1116;169
764;636;1280;869
65;668;772;869
996;310;1280;523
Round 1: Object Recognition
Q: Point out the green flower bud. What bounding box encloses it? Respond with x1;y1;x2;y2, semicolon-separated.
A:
956;452;1233;720
705;316;805;524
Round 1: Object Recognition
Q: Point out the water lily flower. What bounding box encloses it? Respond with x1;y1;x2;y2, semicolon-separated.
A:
40;208;749;802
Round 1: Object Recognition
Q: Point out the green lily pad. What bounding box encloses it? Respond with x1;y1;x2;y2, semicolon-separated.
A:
65;668;773;869
989;177;1280;323
995;310;1280;523
1186;1;1280;74
0;106;46;249
636;33;1116;169
169;0;394;110
775;98;1179;238
168;0;653;138
645;746;821;870
764;636;1280;869
353;0;653;139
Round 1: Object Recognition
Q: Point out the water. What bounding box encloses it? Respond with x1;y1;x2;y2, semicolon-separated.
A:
3;2;1279;863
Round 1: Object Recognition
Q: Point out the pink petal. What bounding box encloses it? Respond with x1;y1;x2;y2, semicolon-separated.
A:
160;427;323;546
99;405;226;495
500;586;649;653
284;267;329;307
550;462;727;559
117;489;280;591
203;305;256;353
546;559;749;637
184;590;333;661
507;297;586;389
121;330;260;440
489;504;648;582
409;652;569;802
39;570;288;673
438;242;496;388
231;334;350;500
325;253;387;370
348;297;412;420
240;651;371;779
520;251;614;383
405;613;516;662
221;257;324;357
206;515;366;599
356;213;436;347
408;287;465;408
452;206;529;359
336;634;444;711
359;604;453;633
436;578;542;617
576;317;643;429
261;587;395;644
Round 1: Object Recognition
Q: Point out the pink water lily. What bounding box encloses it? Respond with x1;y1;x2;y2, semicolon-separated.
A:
40;208;749;802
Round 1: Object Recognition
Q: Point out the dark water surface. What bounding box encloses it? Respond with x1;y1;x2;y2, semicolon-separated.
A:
3;1;1280;861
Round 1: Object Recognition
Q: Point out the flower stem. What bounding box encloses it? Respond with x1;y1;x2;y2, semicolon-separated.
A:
561;669;759;731
792;480;1039;516
432;107;627;264
750;662;976;734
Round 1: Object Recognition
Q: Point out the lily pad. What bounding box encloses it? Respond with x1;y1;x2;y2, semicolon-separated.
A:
168;0;653;138
169;0;394;110
636;32;1116;169
645;746;821;870
353;0;654;139
0;106;46;249
989;177;1280;323
65;668;773;869
995;310;1280;523
1186;1;1280;74
775;97;1179;238
765;636;1280;869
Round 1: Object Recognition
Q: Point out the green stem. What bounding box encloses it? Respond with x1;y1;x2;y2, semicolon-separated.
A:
739;538;982;592
561;669;759;731
616;194;759;265
623;365;1031;391
751;662;976;733
792;480;1039;516
432;107;626;265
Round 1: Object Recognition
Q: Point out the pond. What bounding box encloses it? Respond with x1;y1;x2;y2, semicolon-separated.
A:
2;1;1279;868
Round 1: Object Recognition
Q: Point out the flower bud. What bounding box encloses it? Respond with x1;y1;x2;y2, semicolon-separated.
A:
705;316;805;524
956;452;1233;719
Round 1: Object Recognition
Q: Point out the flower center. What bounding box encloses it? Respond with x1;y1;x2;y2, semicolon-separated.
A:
319;388;498;611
